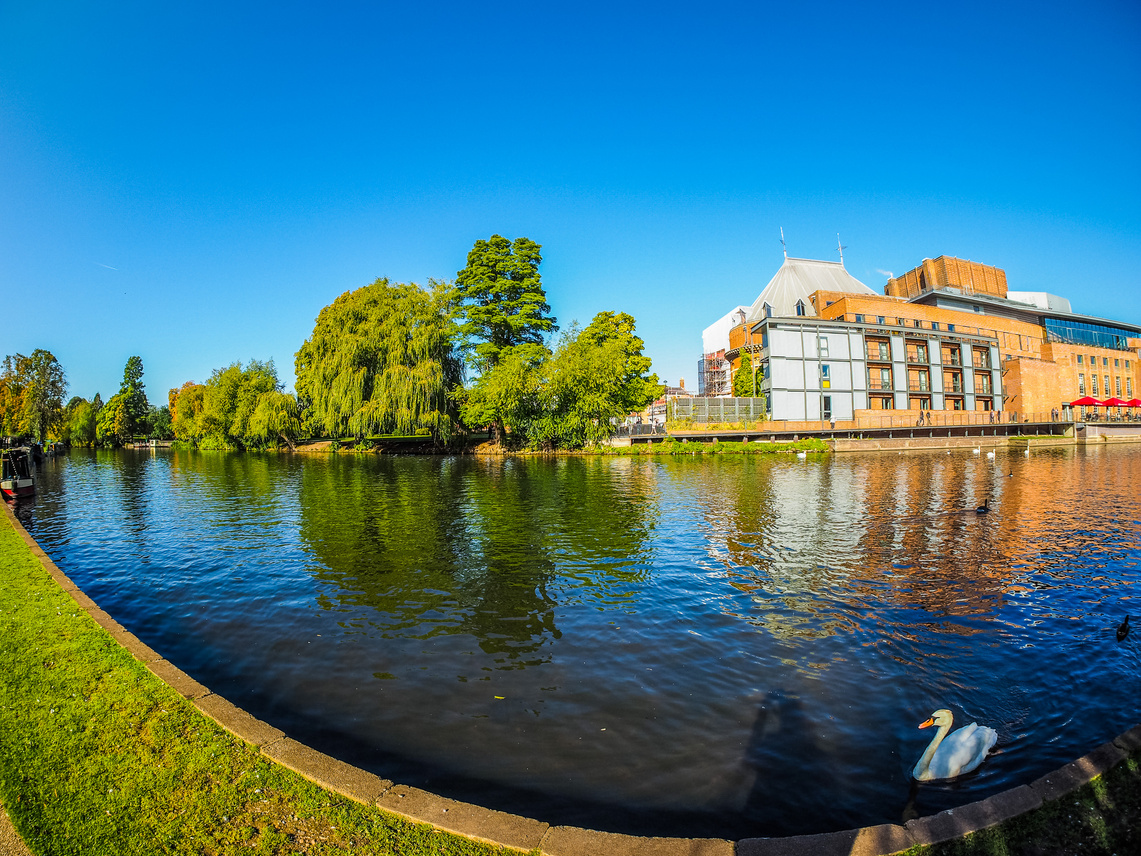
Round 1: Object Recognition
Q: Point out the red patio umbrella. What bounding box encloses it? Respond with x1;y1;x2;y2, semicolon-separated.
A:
1127;399;1141;407
1103;397;1127;407
1070;396;1103;406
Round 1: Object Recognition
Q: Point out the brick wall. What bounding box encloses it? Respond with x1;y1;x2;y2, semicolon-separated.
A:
885;256;1007;299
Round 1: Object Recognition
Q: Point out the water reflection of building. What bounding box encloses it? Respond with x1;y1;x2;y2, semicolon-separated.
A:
714;253;1141;423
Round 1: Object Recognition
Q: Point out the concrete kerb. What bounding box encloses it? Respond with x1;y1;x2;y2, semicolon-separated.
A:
2;501;1138;856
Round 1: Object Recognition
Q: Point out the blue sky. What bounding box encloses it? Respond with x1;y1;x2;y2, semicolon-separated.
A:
3;0;1139;402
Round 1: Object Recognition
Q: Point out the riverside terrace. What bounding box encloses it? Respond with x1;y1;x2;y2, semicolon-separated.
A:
616;408;1141;448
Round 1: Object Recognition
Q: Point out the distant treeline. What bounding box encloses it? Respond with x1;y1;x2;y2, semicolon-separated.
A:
1;236;661;451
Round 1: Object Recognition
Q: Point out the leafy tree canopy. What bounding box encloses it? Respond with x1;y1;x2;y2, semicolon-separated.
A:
295;278;462;442
733;356;757;396
0;350;67;442
461;312;659;450
455;235;556;372
530;312;660;449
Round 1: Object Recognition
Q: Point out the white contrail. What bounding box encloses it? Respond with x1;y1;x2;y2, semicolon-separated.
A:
94;262;118;270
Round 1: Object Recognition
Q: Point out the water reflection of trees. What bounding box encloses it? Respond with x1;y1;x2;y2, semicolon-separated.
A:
296;455;654;671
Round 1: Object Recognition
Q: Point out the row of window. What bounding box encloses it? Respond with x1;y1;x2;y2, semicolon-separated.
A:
865;339;991;368
869;394;992;411
1077;375;1135;397
853;314;957;333
1076;354;1132;370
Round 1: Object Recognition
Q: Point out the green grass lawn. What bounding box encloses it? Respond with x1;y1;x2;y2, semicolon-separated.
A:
0;511;519;856
1;506;1138;855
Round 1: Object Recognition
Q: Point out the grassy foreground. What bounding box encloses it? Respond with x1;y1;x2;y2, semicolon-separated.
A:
1;506;1138;856
0;510;515;856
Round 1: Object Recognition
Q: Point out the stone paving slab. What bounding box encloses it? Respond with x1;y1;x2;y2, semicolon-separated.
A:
263;738;390;805
84;606;126;635
905;785;1041;846
145;658;210;699
376;784;547;851
538;826;732;856
193;694;285;747
1029;741;1127;803
42;562;78;592
67;589;98;610
0;800;33;856
107;628;161;664
738;823;915;856
1114;724;1141;753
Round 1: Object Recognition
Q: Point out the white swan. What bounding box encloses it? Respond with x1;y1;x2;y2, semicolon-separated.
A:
912;709;997;781
986;450;995;459
972;447;980;454
796;450;807;460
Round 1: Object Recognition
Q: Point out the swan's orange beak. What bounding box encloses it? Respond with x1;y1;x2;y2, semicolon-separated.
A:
918;717;935;729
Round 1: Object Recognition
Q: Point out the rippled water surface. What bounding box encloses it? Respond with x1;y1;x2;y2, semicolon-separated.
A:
17;445;1141;837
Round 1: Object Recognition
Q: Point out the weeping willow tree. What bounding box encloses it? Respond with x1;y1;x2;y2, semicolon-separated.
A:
294;278;463;442
248;390;301;450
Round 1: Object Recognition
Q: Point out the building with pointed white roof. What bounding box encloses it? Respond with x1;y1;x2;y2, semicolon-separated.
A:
746;257;876;322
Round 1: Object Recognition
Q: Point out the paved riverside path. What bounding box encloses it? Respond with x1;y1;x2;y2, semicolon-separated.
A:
0;799;33;856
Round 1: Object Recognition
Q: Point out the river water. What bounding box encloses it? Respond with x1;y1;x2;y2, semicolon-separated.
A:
15;445;1141;838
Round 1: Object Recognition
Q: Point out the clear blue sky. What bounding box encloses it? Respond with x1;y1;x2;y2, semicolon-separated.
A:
3;0;1139;402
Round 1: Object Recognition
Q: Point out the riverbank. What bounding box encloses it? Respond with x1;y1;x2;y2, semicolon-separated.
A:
1;502;1138;855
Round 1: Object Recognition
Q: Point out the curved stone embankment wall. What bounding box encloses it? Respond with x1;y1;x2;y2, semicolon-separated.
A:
3;502;1138;856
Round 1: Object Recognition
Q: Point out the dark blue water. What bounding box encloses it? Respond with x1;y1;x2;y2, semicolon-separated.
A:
15;445;1141;838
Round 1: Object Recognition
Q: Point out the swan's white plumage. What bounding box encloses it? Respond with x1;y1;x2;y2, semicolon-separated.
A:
912;709;997;781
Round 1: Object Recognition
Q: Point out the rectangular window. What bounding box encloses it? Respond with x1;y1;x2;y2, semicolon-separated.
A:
855;314;865;323
1115;359;1120;368
877;316;885;324
1129;379;1134;396
1104;358;1109;367
1077;355;1083;365
820;364;831;389
1106;375;1111;395
932;322;940;331
822;396;832;419
1079;373;1086;395
1116;377;1122;396
897;318;904;326
947;324;955;332
818;337;829;357
1092;375;1099;395
1126;360;1131;370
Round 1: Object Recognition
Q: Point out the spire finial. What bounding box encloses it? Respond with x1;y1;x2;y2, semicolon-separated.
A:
780;227;787;259
837;233;847;266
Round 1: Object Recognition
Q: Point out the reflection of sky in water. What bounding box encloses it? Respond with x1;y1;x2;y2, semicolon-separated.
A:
21;445;1141;838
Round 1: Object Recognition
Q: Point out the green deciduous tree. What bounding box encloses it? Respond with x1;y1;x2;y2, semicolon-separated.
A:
529;312;660;449
62;397;98;447
199;360;280;446
455;235;557;372
733;357;757;396
295;278;462;442
0;350;67;442
170;382;206;443
458;343;548;446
